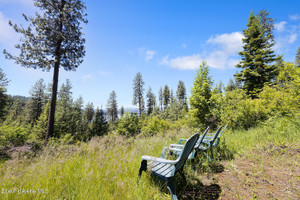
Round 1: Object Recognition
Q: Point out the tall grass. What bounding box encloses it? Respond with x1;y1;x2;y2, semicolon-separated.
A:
224;116;300;153
0;128;192;200
0;116;299;199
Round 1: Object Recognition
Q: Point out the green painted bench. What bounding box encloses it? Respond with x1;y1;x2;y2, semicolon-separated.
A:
167;127;210;160
170;126;226;161
138;133;200;200
199;125;227;160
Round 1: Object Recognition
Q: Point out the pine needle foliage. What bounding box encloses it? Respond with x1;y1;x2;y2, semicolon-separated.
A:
3;0;88;144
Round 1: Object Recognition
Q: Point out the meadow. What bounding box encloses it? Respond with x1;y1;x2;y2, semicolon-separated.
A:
0;116;299;200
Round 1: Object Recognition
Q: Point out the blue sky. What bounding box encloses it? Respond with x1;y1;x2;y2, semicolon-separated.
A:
0;0;299;109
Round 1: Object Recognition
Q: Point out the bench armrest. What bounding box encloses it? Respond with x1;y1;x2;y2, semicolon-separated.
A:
141;155;177;165
169;147;183;152
170;144;184;148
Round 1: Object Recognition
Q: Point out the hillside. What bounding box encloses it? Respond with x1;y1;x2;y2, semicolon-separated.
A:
0;116;299;200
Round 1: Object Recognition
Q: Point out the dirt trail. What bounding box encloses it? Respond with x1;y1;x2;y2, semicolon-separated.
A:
182;146;300;200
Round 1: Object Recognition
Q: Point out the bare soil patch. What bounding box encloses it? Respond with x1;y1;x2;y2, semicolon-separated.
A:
182;146;300;199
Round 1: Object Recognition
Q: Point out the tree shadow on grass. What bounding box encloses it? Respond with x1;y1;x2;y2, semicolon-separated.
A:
148;171;222;200
178;176;221;200
191;156;225;174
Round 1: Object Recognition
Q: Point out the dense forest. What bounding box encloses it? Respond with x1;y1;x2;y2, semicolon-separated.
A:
0;1;299;199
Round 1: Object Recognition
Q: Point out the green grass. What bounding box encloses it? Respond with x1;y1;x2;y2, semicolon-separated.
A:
225;116;300;153
0;116;299;199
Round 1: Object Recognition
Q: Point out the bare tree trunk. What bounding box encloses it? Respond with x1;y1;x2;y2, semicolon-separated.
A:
44;0;65;146
45;64;59;145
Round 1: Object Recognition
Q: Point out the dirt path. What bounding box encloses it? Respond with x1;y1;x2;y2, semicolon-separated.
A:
182;146;300;200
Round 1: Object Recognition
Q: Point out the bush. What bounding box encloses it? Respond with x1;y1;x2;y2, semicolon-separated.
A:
220;89;268;130
116;112;140;136
0;123;30;147
141;116;170;136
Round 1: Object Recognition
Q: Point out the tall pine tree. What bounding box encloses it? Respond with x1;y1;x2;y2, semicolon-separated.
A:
120;106;125;117
106;90;118;123
84;102;94;122
235;11;279;97
163;85;170;110
158;87;163;111
176;80;188;111
132;72;145;116
4;0;88;145
146;87;156;115
0;68;9;120
89;107;108;138
190;61;213;127
295;47;300;68
25;78;47;124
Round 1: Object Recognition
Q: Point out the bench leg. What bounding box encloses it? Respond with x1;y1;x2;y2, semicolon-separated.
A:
167;177;178;200
137;160;148;183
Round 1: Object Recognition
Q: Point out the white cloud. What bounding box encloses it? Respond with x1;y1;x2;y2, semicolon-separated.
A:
137;47;157;62
289;14;300;21
160;54;203;70
274;21;287;32
207;32;243;54
288;33;298;44
98;70;110;76
145;50;156;61
0;12;19;44
161;32;243;70
81;74;94;83
205;32;243;69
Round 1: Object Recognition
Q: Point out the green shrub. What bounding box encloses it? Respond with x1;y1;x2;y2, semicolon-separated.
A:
0;123;30;147
220;89;268;130
116;112;140;136
141;116;170;136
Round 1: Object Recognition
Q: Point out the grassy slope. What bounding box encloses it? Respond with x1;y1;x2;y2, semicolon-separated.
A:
0;117;299;200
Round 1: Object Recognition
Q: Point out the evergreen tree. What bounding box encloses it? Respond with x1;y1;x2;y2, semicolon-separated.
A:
176;80;188;110
170;89;175;104
106;90;118;123
7;99;24;123
235;11;279;98
72;96;86;140
120;106;125;117
55;80;74;138
295;47;300;68
163;85;170;110
0;68;9;120
158;87;163;111
25;78;46;124
215;81;225;94
140;96;145;116
226;78;236;92
190;61;213;127
146;87;156;115
132;72;145;116
89;107;108;138
258;9;275;43
33;102;50;140
4;0;88;145
84;102;94;122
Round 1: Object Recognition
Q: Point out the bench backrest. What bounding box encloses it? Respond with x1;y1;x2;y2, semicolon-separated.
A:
214;125;228;146
175;133;200;172
209;126;223;146
195;127;210;149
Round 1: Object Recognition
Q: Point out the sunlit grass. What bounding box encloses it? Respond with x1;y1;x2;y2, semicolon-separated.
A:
0;116;299;199
224;116;300;153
